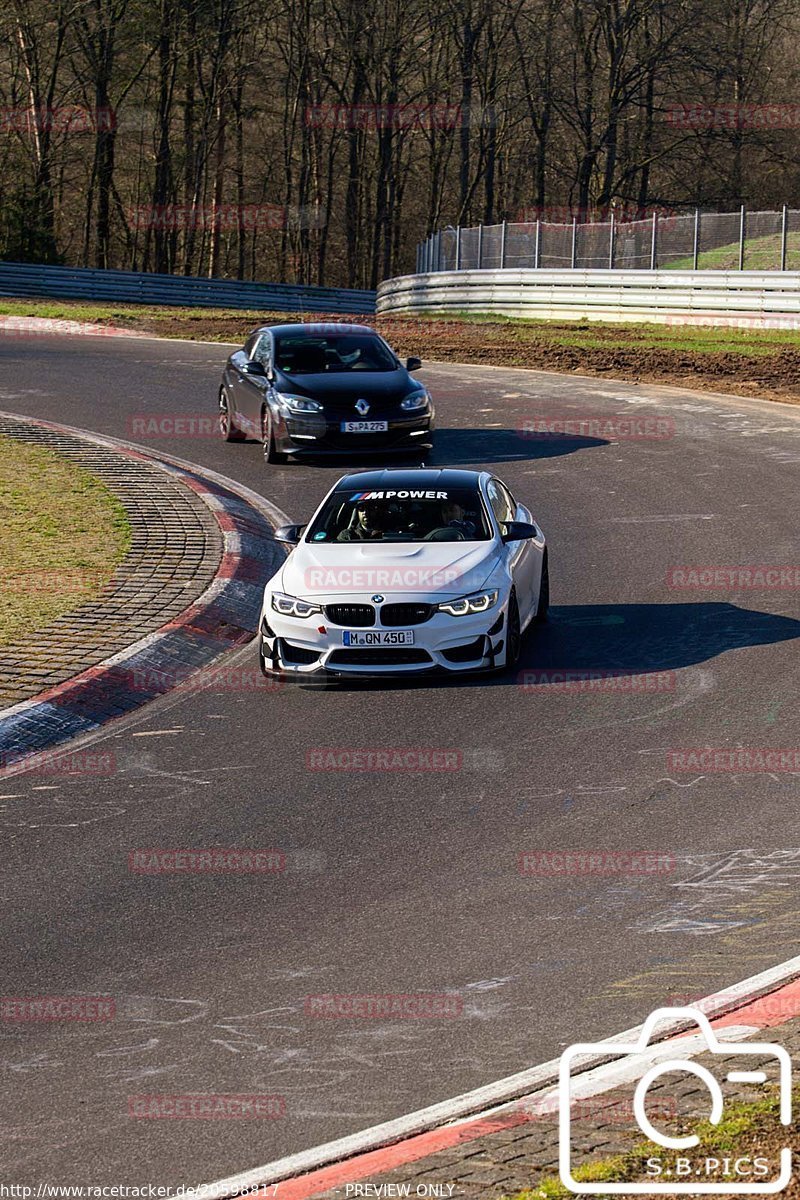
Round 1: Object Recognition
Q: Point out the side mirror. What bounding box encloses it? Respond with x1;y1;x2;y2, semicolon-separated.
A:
242;360;267;376
274;524;306;547
501;520;539;543
405;356;422;372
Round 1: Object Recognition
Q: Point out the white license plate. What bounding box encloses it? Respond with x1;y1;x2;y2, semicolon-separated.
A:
340;420;389;433
342;630;415;647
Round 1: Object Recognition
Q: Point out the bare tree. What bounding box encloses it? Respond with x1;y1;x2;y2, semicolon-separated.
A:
1;0;799;281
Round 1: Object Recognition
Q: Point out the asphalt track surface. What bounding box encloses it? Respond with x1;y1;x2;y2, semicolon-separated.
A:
2;333;800;1186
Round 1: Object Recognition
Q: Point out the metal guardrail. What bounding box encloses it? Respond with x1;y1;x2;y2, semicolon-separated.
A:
0;261;376;315
376;268;800;326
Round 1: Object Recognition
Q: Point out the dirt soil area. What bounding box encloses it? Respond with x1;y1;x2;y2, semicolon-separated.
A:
4;299;800;406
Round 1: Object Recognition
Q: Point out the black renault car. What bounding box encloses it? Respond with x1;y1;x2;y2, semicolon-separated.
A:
218;323;434;463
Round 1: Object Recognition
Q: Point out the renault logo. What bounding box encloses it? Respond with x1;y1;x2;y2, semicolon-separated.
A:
355;398;370;416
371;594;385;603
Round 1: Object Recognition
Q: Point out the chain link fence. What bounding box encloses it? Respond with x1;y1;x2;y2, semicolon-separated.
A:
416;208;800;273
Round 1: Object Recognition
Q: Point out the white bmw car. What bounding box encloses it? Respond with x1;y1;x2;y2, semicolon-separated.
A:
259;468;548;679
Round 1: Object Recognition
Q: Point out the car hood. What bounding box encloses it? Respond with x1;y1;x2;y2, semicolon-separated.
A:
276;540;501;599
274;368;417;402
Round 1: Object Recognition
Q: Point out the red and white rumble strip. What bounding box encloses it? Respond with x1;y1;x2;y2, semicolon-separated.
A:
195;954;800;1200
0;413;287;775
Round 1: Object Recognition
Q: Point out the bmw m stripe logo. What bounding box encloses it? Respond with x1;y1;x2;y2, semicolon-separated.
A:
349;489;449;501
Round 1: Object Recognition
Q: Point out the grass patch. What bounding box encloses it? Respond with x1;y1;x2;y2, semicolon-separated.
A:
665;229;800;272
0;435;131;646
4;295;800;404
513;1091;789;1200
3;295;800;356
0;297;299;343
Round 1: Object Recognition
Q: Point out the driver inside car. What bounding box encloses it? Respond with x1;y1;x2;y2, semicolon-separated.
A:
337;500;380;541
337;500;399;541
427;500;477;540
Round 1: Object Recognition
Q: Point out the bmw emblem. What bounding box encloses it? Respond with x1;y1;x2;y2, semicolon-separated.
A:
355;398;370;416
372;594;385;603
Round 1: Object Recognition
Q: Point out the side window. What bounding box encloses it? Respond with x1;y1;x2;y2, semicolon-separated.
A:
498;482;518;520
251;334;272;367
486;479;513;526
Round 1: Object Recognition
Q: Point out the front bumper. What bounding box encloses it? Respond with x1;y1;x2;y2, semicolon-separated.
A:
277;412;433;455
259;597;506;677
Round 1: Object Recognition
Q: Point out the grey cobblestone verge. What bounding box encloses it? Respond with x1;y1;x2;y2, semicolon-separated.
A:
314;1017;800;1199
0;415;222;706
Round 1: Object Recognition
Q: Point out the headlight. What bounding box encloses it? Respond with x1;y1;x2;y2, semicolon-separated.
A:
437;589;499;617
400;390;429;411
278;395;323;414
271;591;322;618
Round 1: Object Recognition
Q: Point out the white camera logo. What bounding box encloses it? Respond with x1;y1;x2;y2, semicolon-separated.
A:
559;1006;792;1194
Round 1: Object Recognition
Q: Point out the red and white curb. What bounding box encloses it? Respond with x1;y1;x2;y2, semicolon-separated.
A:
0;414;289;775
196;954;800;1200
0;315;152;339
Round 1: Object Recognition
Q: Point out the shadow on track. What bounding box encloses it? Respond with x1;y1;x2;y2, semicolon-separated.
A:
258;428;607;469
426;428;607;466
311;602;800;693
526;601;800;674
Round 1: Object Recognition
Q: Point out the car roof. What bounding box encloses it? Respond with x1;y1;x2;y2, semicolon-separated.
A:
255;323;377;337
333;468;486;493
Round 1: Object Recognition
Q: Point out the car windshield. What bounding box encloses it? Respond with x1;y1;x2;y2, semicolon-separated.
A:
274;333;397;374
306;486;492;543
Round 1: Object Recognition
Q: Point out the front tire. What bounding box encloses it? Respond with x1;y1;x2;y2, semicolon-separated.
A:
262;408;287;464
535;550;549;623
219;388;245;442
505;590;522;670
